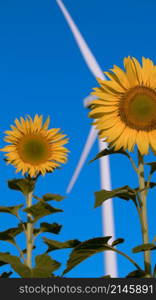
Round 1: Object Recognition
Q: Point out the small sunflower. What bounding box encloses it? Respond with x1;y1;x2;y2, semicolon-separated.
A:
89;57;156;155
1;115;69;177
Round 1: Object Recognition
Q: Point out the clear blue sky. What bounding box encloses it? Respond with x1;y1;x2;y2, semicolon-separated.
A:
0;0;156;277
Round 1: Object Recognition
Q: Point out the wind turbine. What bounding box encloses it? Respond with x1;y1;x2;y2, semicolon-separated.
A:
56;0;118;277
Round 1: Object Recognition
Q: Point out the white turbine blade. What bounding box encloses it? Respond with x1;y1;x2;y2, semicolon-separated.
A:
66;126;97;193
56;0;118;277
99;139;118;277
56;0;105;80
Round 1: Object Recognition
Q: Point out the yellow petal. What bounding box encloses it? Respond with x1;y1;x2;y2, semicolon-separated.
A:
136;131;149;155
132;57;143;84
113;128;130;151
124;56;138;86
99;120;126;142
104;72;126;92
112;65;130;88
142;57;154;84
126;128;137;152
148;130;156;152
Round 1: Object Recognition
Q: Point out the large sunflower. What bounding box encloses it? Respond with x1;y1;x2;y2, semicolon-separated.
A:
1;115;68;177
89;57;156;155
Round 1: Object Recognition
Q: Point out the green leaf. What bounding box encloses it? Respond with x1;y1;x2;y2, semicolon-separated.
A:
43;238;81;253
0;259;8;267
153;264;156;278
34;222;62;236
90;148;129;163
135;181;156;193
146;162;156;175
31;254;61;278
0;253;30;277
126;270;147;278
132;243;156;253
0;271;12;278
146;182;156;189
24;202;63;223
0;225;23;245
8;178;35;195
0;204;23;217
111;238;124;247
63;237;115;275
42;194;65;202
94;185;136;208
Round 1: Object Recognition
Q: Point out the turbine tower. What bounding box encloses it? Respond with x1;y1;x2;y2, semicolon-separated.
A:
56;0;118;277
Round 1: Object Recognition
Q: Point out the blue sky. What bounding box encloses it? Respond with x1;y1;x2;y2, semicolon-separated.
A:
0;0;156;277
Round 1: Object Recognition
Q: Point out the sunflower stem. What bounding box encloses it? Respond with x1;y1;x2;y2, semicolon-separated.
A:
137;150;151;276
26;191;33;269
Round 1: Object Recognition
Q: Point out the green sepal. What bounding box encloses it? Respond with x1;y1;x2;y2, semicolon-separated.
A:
8;178;35;195
23;202;63;223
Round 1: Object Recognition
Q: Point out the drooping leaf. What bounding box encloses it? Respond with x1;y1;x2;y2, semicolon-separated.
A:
90;148;129;163
0;204;23;217
94;186;136;208
34;222;62;236
8;178;35;195
43;238;81;253
31;254;61;278
132;243;156;253
0;225;23;245
63;237;115;275
111;238;124;247
24;202;63;223
0;271;12;278
0;253;30;277
126;270;147;278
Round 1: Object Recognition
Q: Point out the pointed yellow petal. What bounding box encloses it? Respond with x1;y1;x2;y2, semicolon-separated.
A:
112;65;130;88
124;56;138;86
136;131;149;155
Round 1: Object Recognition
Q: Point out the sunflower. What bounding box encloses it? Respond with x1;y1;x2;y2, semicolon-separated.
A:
1;115;69;177
89;57;156;155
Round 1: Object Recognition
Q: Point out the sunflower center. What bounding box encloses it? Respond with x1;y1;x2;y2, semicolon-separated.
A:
18;135;50;165
119;86;156;130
